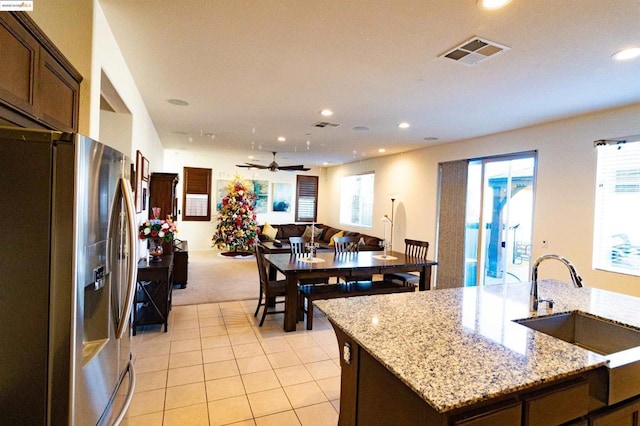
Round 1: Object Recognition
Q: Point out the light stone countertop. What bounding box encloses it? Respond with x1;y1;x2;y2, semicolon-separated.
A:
314;280;640;413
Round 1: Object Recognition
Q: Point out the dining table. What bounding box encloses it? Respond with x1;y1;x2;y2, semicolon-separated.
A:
263;250;438;332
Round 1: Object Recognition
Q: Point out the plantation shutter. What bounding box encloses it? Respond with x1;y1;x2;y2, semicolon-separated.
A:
183;167;211;221
296;175;318;222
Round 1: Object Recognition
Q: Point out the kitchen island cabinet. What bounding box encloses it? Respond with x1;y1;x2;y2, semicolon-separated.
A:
316;281;640;425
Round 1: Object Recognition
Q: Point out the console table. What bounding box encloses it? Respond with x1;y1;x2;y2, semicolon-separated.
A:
133;254;173;335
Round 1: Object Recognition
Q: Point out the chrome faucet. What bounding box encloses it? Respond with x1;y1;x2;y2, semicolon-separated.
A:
530;254;584;311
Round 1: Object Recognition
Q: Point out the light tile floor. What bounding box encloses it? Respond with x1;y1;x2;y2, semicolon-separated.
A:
123;300;340;426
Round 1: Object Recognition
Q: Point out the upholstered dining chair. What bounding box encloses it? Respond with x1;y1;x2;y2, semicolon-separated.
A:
254;245;287;326
384;238;430;284
333;235;373;283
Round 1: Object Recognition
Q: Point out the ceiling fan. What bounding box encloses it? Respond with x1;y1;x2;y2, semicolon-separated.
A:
236;152;310;172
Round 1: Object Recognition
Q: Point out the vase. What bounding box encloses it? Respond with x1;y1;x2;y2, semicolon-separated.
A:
149;239;164;262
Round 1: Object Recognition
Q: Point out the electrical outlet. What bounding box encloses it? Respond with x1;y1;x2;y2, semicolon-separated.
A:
541;240;548;248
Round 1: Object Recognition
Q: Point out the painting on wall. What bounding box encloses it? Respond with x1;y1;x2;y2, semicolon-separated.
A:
216;179;268;213
272;182;292;212
251;180;269;214
216;179;231;210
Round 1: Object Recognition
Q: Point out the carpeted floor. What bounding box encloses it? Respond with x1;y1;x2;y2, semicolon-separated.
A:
172;249;260;306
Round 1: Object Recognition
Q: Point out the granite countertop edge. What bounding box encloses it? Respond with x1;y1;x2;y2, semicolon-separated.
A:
315;280;640;413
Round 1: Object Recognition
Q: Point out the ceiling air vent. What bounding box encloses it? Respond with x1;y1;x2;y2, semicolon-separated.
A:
313;121;341;128
439;36;510;66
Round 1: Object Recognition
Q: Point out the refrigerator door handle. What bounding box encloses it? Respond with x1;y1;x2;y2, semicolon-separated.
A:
116;177;138;340
112;361;136;426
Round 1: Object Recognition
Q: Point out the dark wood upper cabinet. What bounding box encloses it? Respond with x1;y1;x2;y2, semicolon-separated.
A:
0;12;82;132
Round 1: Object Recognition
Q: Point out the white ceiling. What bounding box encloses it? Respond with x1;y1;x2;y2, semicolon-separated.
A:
99;0;640;168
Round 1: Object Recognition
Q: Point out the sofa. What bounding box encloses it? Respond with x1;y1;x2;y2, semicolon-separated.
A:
257;223;383;252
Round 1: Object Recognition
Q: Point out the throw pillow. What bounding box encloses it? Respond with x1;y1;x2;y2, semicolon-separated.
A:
262;222;278;240
328;230;345;246
302;225;323;241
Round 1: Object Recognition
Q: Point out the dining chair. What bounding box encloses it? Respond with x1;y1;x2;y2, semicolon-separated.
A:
289;237;329;286
384;238;430;284
334;235;373;283
253;245;287;326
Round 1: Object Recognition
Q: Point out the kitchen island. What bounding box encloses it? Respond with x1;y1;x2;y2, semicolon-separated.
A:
315;280;640;425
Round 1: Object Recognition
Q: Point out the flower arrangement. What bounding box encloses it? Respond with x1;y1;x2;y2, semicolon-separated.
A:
139;217;178;242
212;176;258;252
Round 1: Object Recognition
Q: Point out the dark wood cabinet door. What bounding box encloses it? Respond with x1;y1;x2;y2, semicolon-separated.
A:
38;49;79;132
0;13;39;118
0;12;81;132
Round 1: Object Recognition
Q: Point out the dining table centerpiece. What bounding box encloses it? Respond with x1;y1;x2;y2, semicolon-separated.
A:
139;216;178;261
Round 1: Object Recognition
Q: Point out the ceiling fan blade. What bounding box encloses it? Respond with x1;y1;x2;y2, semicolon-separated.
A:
235;163;269;169
277;165;310;171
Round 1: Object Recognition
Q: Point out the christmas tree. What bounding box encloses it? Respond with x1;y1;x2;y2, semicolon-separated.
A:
212;176;259;252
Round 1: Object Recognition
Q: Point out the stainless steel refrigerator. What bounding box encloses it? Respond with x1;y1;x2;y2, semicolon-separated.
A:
0;127;138;425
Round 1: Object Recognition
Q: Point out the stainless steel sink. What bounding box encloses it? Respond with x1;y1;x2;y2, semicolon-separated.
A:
515;311;640;355
515;311;640;405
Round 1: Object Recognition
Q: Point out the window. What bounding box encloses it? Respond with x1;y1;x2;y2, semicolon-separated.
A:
295;175;318;222
340;173;374;228
593;139;640;276
182;167;211;221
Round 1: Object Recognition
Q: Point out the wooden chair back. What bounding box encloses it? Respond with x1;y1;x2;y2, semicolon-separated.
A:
289;236;306;254
255;245;270;288
405;239;429;258
334;236;360;253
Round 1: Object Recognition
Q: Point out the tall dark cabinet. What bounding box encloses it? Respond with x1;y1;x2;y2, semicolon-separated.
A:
148;172;188;287
149;172;179;223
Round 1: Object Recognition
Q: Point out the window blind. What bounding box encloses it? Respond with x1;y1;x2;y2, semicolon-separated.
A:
593;140;640;276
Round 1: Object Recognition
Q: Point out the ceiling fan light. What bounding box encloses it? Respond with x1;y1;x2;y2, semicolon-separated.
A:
477;0;512;10
612;47;640;61
321;109;334;116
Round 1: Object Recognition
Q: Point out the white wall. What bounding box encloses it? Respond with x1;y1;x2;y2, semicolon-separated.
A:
163;149;323;250
320;102;640;296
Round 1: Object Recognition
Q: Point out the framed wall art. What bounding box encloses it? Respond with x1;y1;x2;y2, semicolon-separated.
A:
135;150;144;212
272;182;292;212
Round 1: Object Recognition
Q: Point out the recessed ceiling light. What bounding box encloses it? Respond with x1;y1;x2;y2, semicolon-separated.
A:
398;122;410;129
612;47;640;61
322;162;329;166
477;0;512;10
320;109;334;117
168;98;189;106
277;136;286;142
378;148;386;153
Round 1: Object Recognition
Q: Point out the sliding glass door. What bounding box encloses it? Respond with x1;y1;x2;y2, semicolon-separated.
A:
464;154;536;286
